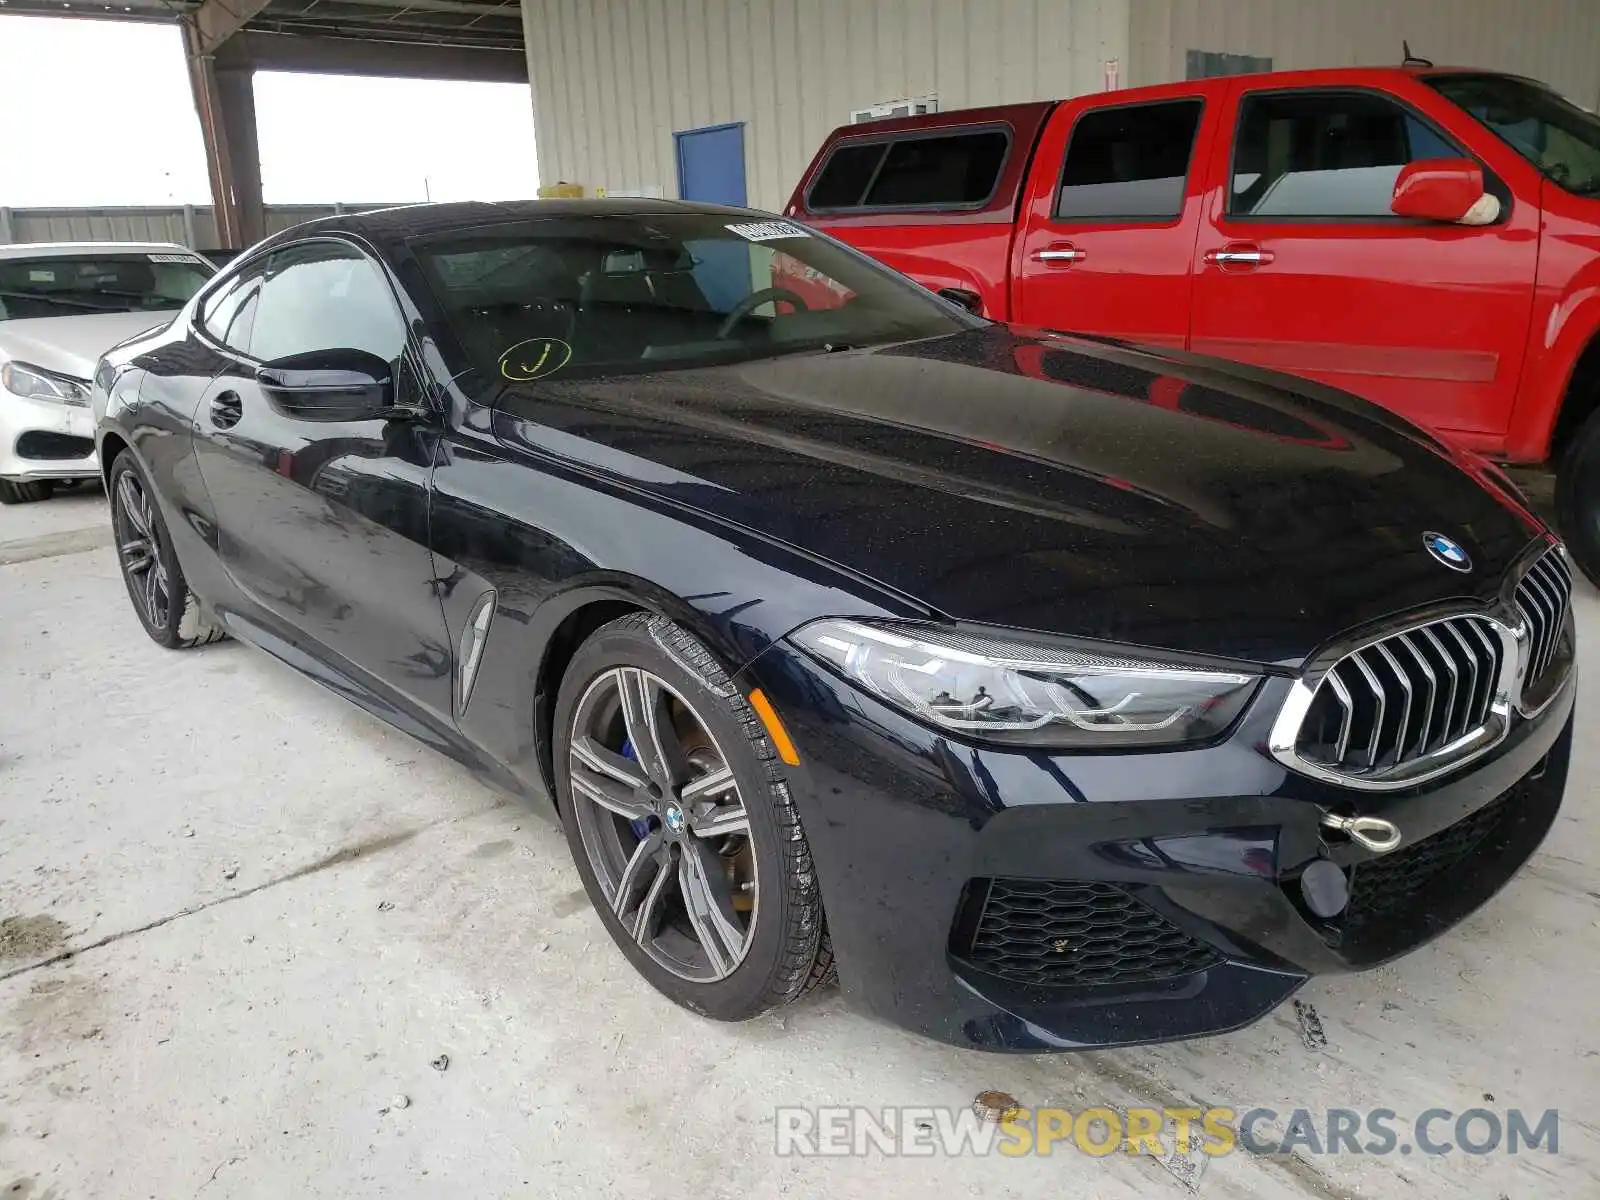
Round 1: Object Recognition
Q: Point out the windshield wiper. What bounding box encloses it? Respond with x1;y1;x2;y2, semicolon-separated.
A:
0;289;118;312
73;287;175;303
765;332;935;361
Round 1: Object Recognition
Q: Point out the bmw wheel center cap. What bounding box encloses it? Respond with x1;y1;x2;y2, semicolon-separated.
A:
664;803;686;834
1423;531;1472;572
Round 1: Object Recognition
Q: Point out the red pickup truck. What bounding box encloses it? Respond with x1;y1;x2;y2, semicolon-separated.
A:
785;66;1600;583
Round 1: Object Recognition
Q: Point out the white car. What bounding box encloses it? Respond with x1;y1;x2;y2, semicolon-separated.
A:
0;242;214;504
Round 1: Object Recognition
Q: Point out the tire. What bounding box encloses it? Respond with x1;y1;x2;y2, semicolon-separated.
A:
107;452;227;650
1556;407;1600;586
554;612;832;1021
0;479;53;504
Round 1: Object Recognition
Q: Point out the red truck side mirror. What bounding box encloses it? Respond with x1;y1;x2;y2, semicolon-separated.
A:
1391;158;1494;223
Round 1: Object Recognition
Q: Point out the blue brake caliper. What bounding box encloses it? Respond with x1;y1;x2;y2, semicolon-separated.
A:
622;739;655;839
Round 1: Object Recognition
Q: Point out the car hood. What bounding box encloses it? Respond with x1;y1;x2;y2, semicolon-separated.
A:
0;312;177;380
490;326;1541;665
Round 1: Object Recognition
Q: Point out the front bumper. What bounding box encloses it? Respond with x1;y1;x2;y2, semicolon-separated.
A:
742;645;1575;1052
0;392;98;482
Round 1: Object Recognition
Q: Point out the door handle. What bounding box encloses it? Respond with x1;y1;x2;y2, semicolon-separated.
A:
210;390;243;430
1204;244;1275;269
1032;243;1087;265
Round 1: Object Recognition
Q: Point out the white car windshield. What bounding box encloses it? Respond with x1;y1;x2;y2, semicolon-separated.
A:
0;253;213;322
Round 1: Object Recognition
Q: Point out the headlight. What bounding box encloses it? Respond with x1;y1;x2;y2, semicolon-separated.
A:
790;619;1262;748
1;361;90;407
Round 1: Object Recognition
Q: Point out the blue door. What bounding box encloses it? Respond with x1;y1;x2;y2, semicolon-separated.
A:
674;122;748;205
675;123;750;310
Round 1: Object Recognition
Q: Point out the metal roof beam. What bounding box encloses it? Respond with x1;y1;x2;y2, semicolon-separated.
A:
274;0;517;15
191;0;274;54
0;0;195;20
216;29;527;81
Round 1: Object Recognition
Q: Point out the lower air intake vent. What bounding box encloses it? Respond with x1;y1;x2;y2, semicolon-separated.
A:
1343;790;1515;933
15;432;94;461
951;878;1220;988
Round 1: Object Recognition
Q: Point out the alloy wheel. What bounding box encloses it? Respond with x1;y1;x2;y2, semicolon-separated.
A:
114;470;171;631
568;666;757;983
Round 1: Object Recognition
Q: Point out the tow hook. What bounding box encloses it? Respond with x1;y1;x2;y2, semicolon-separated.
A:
1302;813;1402;918
1319;812;1402;855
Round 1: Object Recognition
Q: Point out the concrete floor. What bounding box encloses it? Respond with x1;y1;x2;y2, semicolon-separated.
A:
2;489;1597;1200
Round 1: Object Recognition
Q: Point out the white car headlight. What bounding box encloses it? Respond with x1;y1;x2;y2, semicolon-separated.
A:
790;619;1262;749
1;360;90;407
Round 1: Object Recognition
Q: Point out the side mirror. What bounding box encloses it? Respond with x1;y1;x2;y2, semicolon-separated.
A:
1391;158;1498;224
937;286;985;316
256;349;396;422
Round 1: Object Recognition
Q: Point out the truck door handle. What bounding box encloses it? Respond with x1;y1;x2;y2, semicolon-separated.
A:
1032;243;1087;265
1204;244;1274;269
210;390;243;429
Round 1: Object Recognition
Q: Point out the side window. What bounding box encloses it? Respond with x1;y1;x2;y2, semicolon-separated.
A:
808;143;887;208
805;128;1008;210
250;244;407;364
200;271;260;351
1230;91;1463;218
225;286;260;353
1056;100;1204;220
863;131;1008;207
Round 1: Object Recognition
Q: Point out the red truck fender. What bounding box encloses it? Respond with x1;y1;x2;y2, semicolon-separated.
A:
1510;275;1600;464
871;253;999;315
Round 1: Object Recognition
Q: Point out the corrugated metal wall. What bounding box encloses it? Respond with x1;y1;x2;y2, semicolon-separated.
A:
522;0;1132;212
1129;0;1600;104
0;204;412;250
1;207;200;249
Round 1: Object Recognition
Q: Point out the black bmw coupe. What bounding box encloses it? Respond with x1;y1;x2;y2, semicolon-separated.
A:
93;200;1576;1051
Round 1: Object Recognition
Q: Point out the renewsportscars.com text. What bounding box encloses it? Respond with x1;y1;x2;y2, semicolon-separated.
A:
773;1105;1560;1159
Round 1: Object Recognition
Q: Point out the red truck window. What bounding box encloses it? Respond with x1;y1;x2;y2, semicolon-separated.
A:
1229;91;1464;219
805;127;1010;211
1055;100;1204;220
807;143;886;208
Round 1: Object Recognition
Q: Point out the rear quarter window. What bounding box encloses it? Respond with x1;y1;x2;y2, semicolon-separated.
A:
805;127;1010;211
1055;100;1204;220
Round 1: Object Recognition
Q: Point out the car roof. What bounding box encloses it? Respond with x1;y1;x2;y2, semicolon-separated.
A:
0;241;201;260
807;65;1521;140
1144;64;1515;88
820;99;1056;139
263;198;776;250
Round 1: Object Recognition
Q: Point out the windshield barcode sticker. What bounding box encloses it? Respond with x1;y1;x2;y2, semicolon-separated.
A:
725;220;811;242
147;253;204;264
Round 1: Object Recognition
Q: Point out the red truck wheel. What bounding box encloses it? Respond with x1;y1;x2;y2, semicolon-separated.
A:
1556;408;1600;587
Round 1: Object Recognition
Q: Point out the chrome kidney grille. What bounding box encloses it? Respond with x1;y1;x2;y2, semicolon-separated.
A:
1274;544;1577;790
1285;615;1511;788
1513;546;1574;709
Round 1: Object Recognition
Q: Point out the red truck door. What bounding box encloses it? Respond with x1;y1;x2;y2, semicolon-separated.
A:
1188;80;1539;442
1012;85;1217;349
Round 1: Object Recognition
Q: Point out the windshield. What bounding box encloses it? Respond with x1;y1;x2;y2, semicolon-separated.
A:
1427;73;1600;196
0;252;214;322
412;213;978;383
